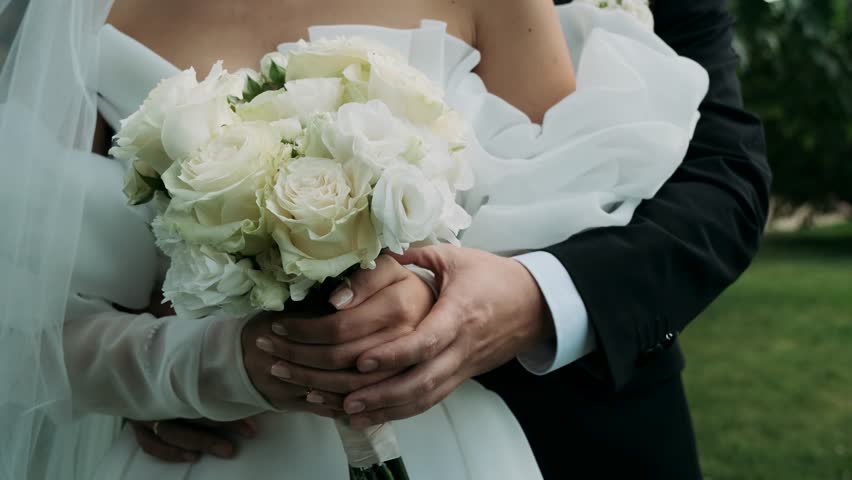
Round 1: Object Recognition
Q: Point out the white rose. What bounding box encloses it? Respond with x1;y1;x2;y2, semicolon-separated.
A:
286;37;403;80
262;157;380;282
160;94;239;163
260;52;289;84
300;112;335;158
322;100;414;179
109;63;243;204
111;69;197;173
161;121;285;254
371;164;472;254
370;163;446;254
162;243;257;319
270;117;304;142
367;52;446;125
112;69;196;204
192;61;246;100
342;63;369;103
410;120;474;191
431;179;473;247
236;78;343;122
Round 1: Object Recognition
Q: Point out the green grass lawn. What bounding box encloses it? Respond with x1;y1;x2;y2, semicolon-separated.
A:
681;223;852;480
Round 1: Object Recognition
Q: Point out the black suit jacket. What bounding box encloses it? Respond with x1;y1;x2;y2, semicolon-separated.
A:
477;1;769;477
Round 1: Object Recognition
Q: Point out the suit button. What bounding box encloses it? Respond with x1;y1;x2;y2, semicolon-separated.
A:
662;332;678;348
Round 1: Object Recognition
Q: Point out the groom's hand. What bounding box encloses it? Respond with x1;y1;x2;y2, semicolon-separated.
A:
251;255;434;396
341;245;551;427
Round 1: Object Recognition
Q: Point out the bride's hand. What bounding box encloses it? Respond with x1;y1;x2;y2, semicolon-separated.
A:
341;245;552;427
248;255;435;400
241;314;349;416
128;417;257;462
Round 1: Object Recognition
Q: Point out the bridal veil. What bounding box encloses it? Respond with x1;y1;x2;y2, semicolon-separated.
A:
0;0;117;478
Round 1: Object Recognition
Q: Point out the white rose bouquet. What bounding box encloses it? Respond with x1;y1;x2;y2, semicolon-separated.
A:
111;37;474;480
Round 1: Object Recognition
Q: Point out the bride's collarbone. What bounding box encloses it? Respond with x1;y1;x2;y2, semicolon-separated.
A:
107;0;475;71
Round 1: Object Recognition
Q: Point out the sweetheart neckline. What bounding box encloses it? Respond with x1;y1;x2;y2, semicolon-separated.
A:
101;19;473;76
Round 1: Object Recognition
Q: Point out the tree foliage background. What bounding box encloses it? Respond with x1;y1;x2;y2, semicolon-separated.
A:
731;0;852;204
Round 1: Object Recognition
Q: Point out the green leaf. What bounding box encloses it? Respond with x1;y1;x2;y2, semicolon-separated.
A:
243;75;264;102
269;61;287;86
128;189;155;206
139;172;167;193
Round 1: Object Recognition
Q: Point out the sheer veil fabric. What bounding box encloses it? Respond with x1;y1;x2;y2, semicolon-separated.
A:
0;0;117;479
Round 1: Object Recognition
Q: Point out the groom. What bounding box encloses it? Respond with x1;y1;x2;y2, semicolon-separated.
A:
134;0;769;477
475;0;769;477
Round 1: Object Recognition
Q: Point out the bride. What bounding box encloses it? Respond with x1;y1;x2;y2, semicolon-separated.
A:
0;0;707;479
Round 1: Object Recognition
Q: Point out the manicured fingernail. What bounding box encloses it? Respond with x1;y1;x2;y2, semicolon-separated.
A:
271;322;287;336
271;363;291;379
329;286;354;309
256;337;274;353
306;392;325;405
183;452;199;462
345;401;365;414
350;416;371;428
212;444;233;458
359;359;378;373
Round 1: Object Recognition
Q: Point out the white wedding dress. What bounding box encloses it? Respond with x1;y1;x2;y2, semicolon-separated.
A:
72;4;707;480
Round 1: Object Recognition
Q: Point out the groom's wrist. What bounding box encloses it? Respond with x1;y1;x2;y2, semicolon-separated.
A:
513;251;596;375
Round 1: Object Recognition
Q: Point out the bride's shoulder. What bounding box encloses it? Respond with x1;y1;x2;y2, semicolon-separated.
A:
464;0;576;123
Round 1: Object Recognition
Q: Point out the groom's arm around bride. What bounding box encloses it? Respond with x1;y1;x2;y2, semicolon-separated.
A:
474;0;770;478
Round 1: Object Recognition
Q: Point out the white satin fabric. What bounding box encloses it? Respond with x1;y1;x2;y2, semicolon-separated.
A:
80;4;707;479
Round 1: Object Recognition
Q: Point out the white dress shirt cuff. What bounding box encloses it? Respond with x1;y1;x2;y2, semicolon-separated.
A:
513;251;596;375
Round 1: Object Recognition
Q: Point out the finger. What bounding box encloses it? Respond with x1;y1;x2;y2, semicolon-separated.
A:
258;325;412;370
347;374;466;428
278;400;347;420
329;254;409;310
278;281;415;345
132;424;198;463
184;417;258;438
344;341;464;414
154;421;237;459
248;361;348;411
387;245;453;278
302;388;347;410
269;360;400;395
356;292;461;372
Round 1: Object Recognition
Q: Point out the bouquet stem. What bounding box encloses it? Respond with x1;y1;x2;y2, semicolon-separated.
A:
335;419;410;479
348;458;410;480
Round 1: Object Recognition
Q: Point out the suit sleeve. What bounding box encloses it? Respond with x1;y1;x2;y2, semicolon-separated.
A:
545;0;771;390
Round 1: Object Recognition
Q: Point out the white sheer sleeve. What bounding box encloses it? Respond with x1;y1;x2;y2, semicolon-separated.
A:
60;146;272;422
65;296;273;421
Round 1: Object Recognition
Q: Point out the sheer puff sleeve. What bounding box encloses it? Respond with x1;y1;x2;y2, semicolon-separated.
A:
63;148;271;421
